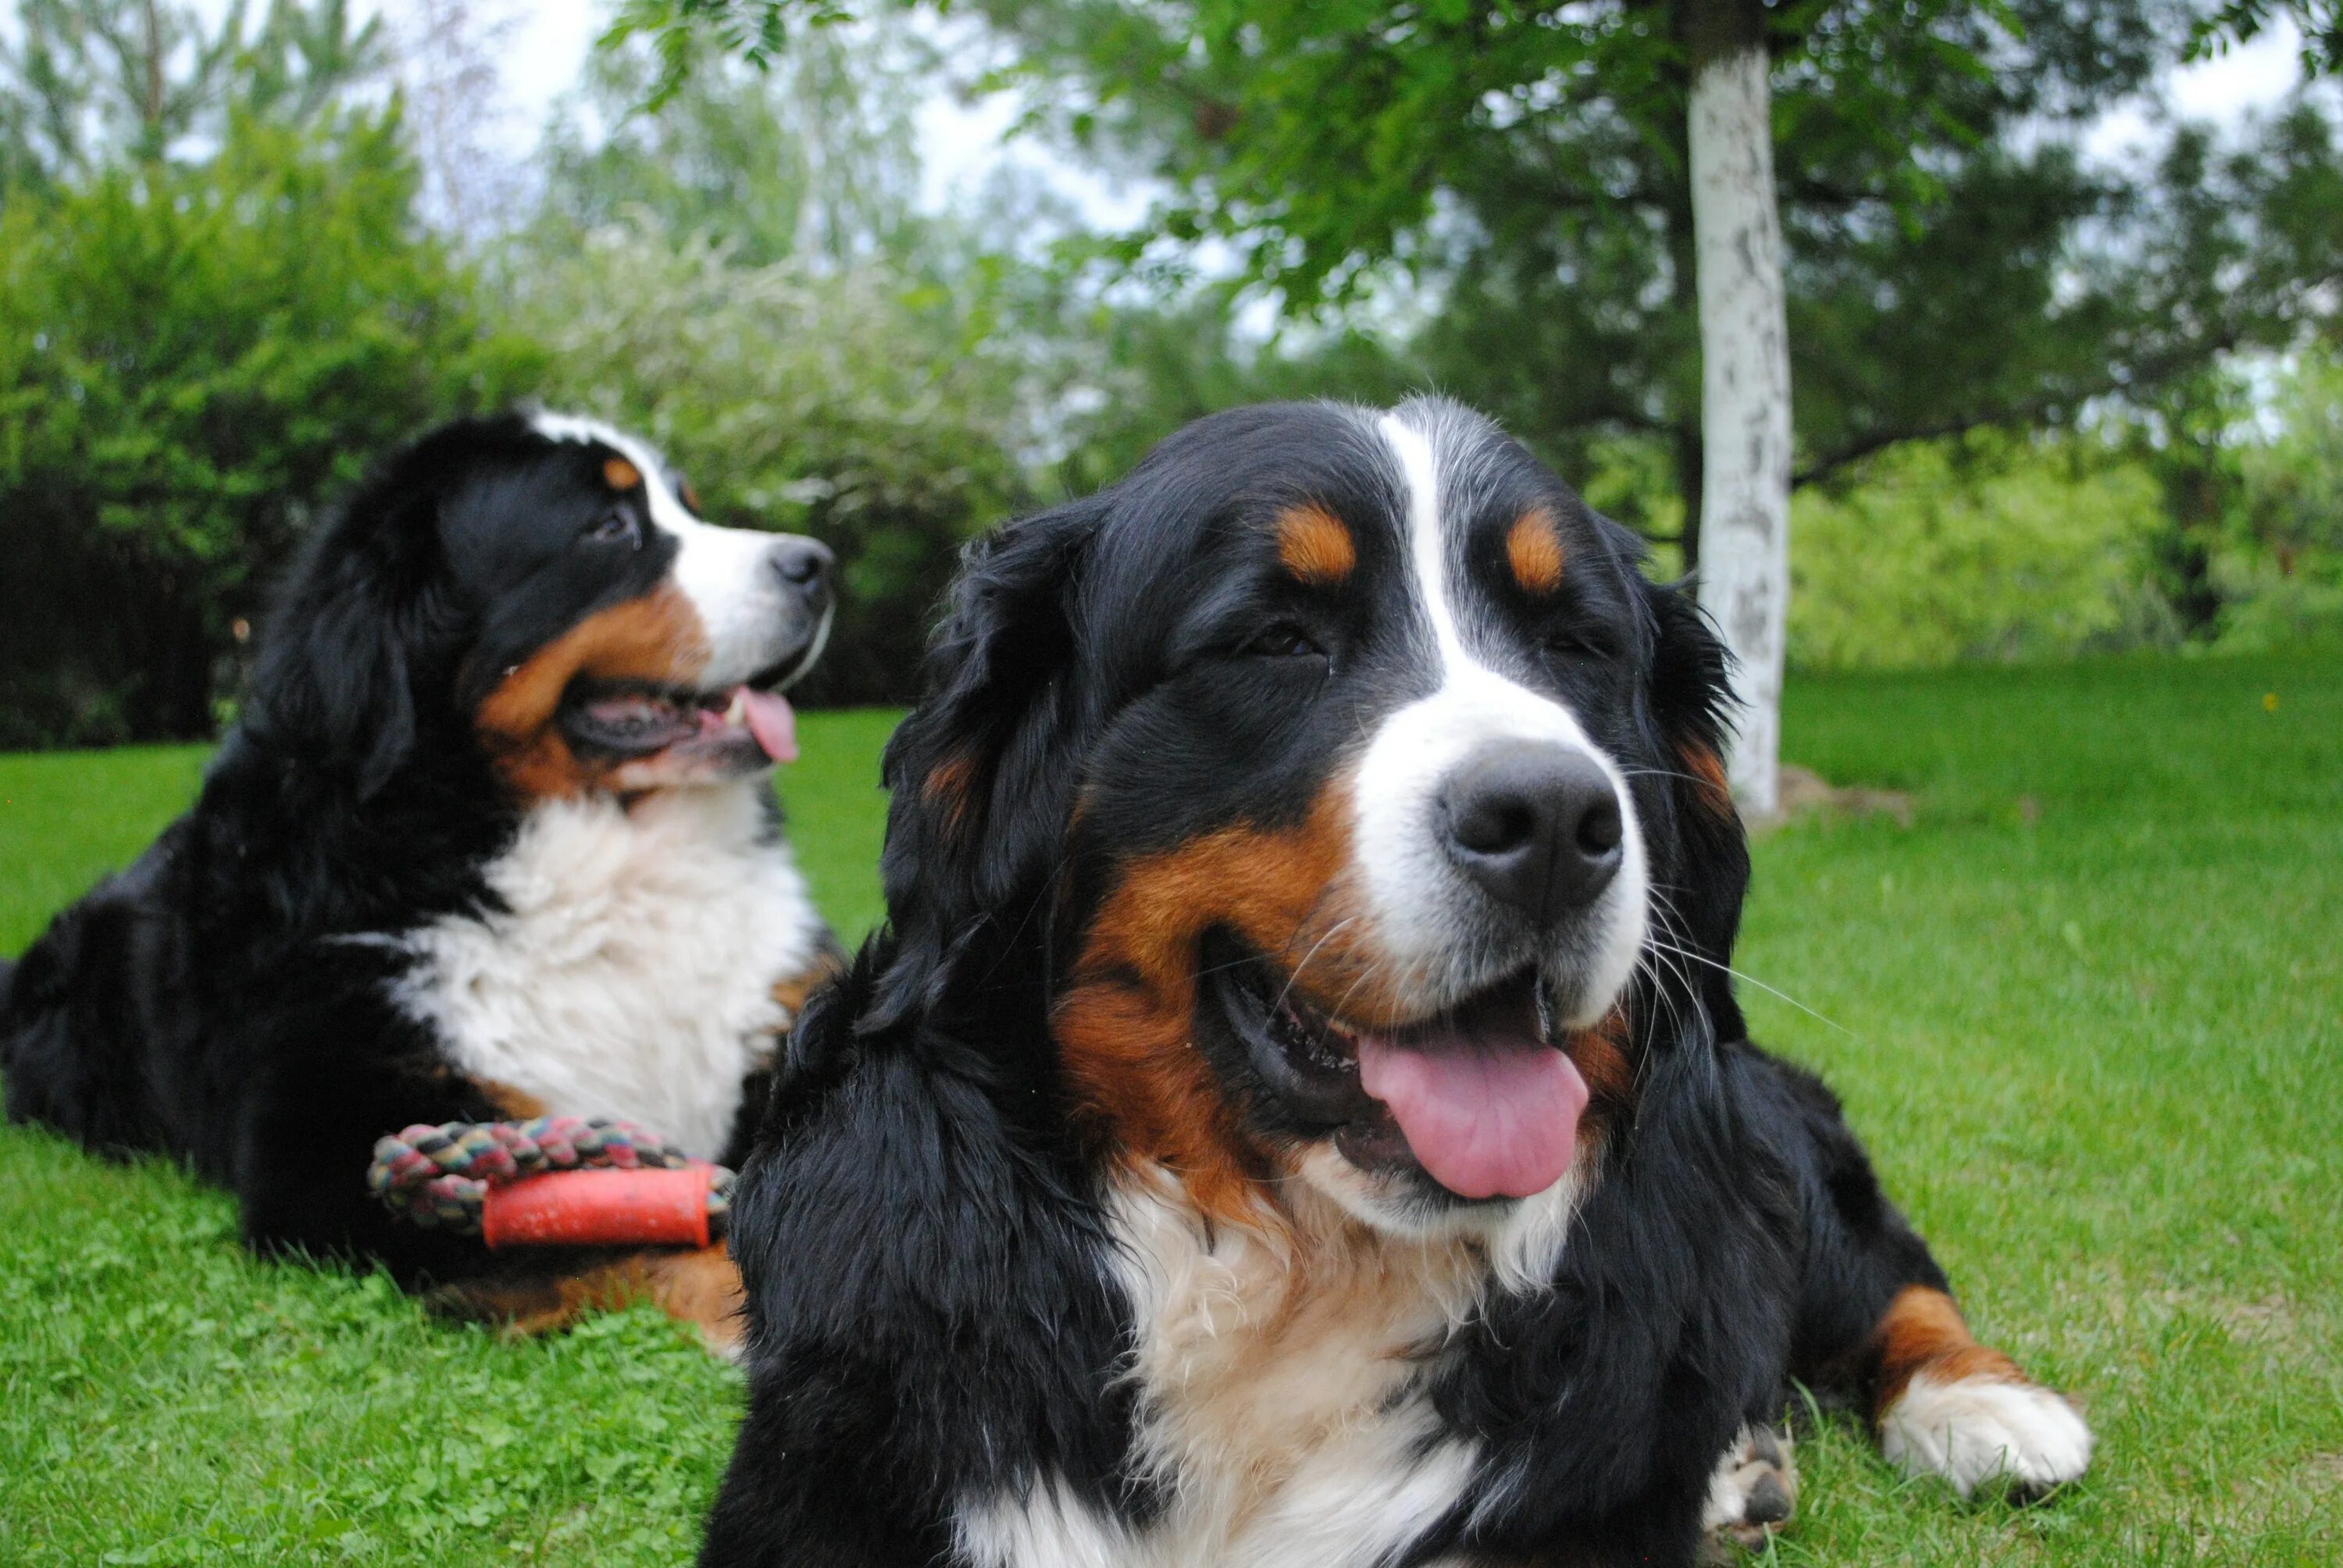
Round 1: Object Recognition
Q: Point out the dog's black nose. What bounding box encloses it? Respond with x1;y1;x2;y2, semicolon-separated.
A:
1439;740;1623;923
769;536;833;594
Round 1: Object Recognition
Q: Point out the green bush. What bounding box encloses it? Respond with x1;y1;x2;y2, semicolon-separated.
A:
0;110;533;747
2220;351;2343;650
1788;437;2173;671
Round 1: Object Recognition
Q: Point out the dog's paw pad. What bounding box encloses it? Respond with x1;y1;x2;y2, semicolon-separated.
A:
1879;1374;2092;1499
1700;1423;1798;1559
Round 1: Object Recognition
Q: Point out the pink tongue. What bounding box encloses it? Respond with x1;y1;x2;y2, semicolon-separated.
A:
737;688;798;763
1356;1030;1588;1200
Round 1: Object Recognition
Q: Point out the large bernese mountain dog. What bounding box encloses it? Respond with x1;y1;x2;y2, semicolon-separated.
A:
700;399;2093;1565
1;412;840;1352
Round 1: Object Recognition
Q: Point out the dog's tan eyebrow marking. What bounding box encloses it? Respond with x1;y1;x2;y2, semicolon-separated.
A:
603;455;643;491
1506;506;1565;595
1275;502;1357;586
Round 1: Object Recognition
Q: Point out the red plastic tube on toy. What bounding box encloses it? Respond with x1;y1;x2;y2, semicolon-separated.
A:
480;1164;714;1249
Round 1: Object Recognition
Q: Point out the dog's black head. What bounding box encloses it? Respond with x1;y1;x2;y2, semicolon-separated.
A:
872;397;1748;1240
248;412;833;801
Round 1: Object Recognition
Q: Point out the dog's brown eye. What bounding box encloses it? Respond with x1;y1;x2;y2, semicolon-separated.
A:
1242;624;1325;659
585;509;640;548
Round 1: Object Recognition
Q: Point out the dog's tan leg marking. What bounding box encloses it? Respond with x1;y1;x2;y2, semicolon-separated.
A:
430;1242;746;1359
1872;1285;2092;1496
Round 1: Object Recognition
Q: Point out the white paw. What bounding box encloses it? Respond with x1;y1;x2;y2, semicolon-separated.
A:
1879;1374;2093;1497
1700;1423;1797;1559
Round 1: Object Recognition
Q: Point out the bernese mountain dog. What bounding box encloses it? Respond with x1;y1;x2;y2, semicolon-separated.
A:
700;399;2093;1566
1;412;840;1352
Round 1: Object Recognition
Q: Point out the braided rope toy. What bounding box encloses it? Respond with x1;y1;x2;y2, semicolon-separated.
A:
369;1116;735;1249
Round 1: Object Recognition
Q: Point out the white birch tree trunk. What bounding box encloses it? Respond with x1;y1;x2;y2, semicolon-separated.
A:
1687;27;1793;817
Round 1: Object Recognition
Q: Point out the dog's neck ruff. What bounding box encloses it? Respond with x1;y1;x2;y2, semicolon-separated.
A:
389;780;824;1158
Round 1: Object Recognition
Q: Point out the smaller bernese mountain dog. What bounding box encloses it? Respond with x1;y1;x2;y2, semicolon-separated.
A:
1;412;840;1352
699;399;2093;1566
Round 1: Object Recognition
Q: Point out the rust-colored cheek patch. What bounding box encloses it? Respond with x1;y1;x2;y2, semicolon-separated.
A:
475;584;709;800
602;455;642;491
1275;502;1357;586
1507;507;1566;595
1871;1285;2023;1413
1567;1007;1636;1128
1054;788;1377;1224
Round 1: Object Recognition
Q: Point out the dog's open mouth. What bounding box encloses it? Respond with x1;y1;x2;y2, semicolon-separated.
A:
559;677;798;771
1203;932;1589;1202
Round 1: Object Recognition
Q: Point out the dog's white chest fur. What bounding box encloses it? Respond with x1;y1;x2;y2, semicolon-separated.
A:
392;784;824;1158
956;1169;1487;1568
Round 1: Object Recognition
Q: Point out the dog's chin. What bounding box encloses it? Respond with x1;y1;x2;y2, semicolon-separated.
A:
1197;930;1610;1231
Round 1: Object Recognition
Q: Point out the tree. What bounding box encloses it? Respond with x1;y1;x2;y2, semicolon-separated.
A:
2192;1;2343;72
612;0;2092;811
537;21;933;269
2226;349;2343;643
0;4;531;746
1683;0;1792;807
389;0;526;236
0;0;387;191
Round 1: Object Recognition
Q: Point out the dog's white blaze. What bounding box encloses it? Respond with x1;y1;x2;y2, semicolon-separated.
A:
531;412;832;688
1353;412;1649;1025
390;782;826;1158
1878;1372;2094;1497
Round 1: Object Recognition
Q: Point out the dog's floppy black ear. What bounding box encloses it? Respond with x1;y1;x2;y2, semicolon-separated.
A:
248;467;451;801
866;494;1110;1031
1642;575;1752;1038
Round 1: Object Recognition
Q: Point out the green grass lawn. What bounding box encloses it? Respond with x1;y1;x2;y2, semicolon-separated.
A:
2;664;2338;1565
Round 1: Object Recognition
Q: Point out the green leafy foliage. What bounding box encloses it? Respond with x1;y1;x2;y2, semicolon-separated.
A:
614;0;2343;593
536;24;930;270
6;0;2338;750
2220;351;2343;647
0;109;535;746
2192;0;2343;73
1788;437;2172;669
960;0;2271;559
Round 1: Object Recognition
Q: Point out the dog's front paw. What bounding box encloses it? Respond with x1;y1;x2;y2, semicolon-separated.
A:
1699;1423;1797;1561
1878;1374;2092;1499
